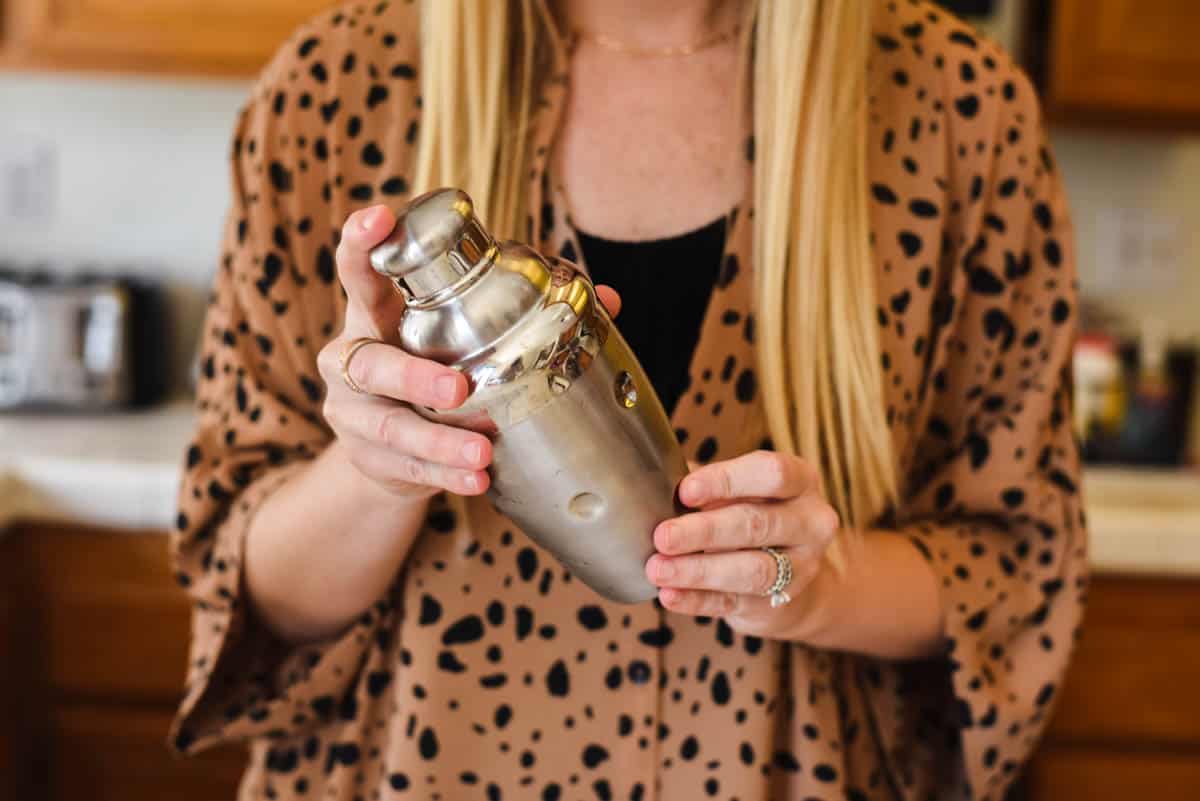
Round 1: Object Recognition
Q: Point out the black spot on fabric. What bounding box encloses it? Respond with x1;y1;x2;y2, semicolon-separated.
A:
813;764;838;783
680;736;699;760
876;34;901;51
890;290;912;315
517;547;538;581
486;600;505;626
366;670;392;697
187;445;203;468
420;594;444;623
299;375;323;403
515;606;533;640
950;31;978;48
638;625;674;648
366;84;389;109
298;37;320;58
338;694;357;721
1034;203;1054;231
316;245;336;284
605;666;622;690
899;231;923;257
910;199;939;218
208;480;231;502
581;744;609;769
735;369;756;403
772;751;801;772
969;267;1006;295
494;704;513;728
324;743;360;773
418;727;439;759
313;138;329;161
1036;683;1056;706
1048;469;1077;494
628;660;652;684
696;437;718;464
272;91;287;116
442;615;485;645
1002;487;1026;508
349;184;374;202
1005;250;1032;280
388;773;410;791
405;119;419;144
965;609;988;630
392;62;416;79
428;506;457;532
361;142;384;166
341;52;356;73
961;61;977;82
311;696;335;718
381;176;408;195
955;95;980;118
437;651;465;672
577;606;607;630
967;433;990;469
711;671;731;705
546;660;570;696
320;99;340;123
1051;299;1071;324
998;177;1019;197
268;162;293;193
872;183;898;204
1044;239;1063;267
717;254;739;288
935;483;955;510
983;308;1015;350
543;784;562;801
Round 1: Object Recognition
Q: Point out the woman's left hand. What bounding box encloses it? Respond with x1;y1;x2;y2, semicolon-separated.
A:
645;450;840;641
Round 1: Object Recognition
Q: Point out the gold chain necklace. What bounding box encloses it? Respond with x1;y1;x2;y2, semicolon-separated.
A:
573;22;742;58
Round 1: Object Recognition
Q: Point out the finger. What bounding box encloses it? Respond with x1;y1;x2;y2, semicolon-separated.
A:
336;205;407;339
653;496;837;555
329;398;492;471
595;284;622;319
329;339;468;410
657;587;749;618
646;549;787;595
678;450;818;508
349;442;490;497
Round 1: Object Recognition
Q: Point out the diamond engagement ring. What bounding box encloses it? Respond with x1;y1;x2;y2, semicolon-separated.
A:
760;546;794;608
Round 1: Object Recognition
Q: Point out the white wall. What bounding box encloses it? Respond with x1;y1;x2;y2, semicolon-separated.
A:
0;71;250;388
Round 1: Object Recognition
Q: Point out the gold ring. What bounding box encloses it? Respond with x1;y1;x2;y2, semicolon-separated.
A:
339;337;380;395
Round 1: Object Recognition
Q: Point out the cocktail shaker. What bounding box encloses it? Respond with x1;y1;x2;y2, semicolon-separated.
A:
369;188;688;603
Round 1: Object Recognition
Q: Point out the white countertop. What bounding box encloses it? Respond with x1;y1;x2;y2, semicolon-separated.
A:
0;400;195;531
1;403;1199;576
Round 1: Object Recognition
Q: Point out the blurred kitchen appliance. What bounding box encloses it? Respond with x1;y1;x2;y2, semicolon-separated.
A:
0;269;169;410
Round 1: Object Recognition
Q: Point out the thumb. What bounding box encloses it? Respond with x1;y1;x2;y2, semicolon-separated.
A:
596;284;622;319
336;205;407;341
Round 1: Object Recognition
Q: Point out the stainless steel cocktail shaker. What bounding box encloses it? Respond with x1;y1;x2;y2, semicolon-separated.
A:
369;188;688;603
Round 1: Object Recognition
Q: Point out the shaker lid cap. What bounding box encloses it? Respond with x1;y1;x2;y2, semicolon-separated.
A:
369;188;495;300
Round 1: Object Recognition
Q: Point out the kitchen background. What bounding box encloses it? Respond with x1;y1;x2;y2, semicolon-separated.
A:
2;2;1199;800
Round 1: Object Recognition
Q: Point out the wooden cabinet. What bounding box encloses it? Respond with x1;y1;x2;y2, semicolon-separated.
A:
1038;0;1200;127
1025;574;1200;800
0;0;338;77
0;522;244;801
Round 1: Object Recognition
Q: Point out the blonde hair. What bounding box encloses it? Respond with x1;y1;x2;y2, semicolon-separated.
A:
413;0;897;534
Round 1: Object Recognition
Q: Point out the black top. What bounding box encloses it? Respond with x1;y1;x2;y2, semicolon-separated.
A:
575;214;727;417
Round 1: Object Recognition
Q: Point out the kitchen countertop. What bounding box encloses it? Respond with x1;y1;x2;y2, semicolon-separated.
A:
1;403;1199;576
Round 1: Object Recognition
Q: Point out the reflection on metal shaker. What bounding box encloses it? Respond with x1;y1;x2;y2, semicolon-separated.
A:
369;188;688;603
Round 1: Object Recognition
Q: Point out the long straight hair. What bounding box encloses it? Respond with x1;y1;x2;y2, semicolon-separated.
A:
413;0;898;538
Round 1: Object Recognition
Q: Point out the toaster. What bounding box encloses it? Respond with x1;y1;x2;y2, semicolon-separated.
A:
0;269;170;410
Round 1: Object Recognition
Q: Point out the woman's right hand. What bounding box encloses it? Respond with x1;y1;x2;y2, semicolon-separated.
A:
315;204;494;498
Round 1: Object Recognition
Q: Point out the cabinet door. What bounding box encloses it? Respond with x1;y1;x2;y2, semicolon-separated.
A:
3;0;340;76
1047;0;1200;126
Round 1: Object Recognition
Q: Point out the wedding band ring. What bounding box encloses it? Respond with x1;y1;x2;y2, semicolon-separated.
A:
761;546;794;608
339;337;380;395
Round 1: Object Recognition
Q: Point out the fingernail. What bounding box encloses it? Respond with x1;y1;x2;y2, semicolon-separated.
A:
682;479;704;506
462;441;483;466
360;207;382;231
463;472;479;492
436;375;459;404
655;558;675;581
656;523;675;551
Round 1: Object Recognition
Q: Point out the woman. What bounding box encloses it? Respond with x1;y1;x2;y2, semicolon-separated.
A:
170;0;1087;799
